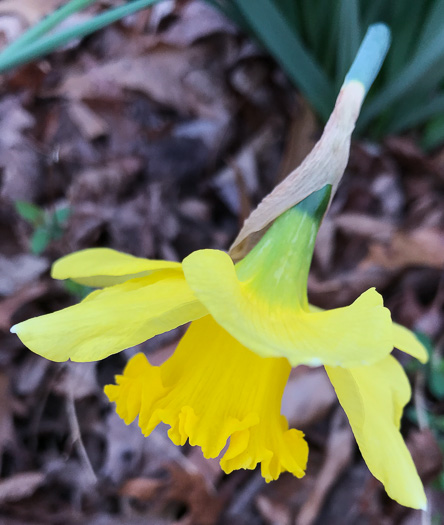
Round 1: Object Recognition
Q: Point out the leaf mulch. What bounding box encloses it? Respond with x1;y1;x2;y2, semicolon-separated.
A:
0;2;443;524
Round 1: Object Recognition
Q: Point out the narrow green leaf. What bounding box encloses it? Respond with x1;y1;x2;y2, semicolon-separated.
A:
0;0;96;59
233;0;334;119
360;13;444;128
415;332;435;360
64;279;94;300
274;0;298;32
53;207;71;225
434;472;444;493
14;201;44;225
430;362;444;400
296;0;321;51
384;0;427;81
0;0;163;72
422;114;444;150
322;2;341;77
204;0;248;29
30;226;52;255
336;0;361;89
415;0;444;58
360;0;388;28
389;93;444;133
312;0;338;67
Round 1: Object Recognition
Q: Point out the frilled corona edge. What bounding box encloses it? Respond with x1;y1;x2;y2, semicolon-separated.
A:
105;316;309;482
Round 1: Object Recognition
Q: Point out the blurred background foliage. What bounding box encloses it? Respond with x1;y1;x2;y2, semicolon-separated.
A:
2;0;444;147
210;0;444;148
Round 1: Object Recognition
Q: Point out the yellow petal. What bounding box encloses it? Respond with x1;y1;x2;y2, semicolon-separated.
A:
105;316;308;481
393;323;428;363
182;249;393;367
309;306;428;364
11;269;206;362
325;356;426;510
52;248;181;287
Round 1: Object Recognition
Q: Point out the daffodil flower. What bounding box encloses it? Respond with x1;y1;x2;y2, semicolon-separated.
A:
11;184;428;508
10;24;429;510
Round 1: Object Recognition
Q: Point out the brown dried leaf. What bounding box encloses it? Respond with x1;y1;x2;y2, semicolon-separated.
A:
255;450;325;525
0;0;65;27
276;97;318;184
0;256;49;297
68;157;142;204
120;477;163;500
63;202;109;249
0;15;24;46
54;43;234;121
256;494;290;525
160;2;237;47
362;228;444;270
335;213;395;241
282;367;336;429
68;100;108;140
0;281;49;331
165;463;222;525
14;353;51;395
0;471;45;504
121;463;222;525
53;362;98;400
0;97;43;201
407;428;443;483
212;126;274;215
386;136;442;179
102;414;147;485
0;372;14;454
186;447;223;487
83;515;168;525
0;98;34;148
314;216;336;272
296;410;355;525
230;59;273;107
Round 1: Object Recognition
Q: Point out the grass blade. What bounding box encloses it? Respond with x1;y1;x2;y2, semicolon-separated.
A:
415;0;444;57
0;0;163;72
384;0;431;81
204;0;248;29
359;19;444;128
389;94;444;133
313;0;339;67
233;0;335;119
0;0;97;59
297;0;323;52
360;0;388;28
336;0;361;88
274;0;299;32
422;114;444;150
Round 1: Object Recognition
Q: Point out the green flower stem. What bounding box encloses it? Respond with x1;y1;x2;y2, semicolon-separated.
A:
0;0;162;73
235;185;332;310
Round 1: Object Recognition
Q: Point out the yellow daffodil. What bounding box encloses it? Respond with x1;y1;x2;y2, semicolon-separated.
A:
12;185;428;508
10;24;429;510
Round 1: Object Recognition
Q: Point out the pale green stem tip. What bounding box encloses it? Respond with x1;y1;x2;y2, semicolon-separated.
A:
344;23;391;96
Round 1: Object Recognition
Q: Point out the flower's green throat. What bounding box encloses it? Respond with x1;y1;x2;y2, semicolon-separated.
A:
235;184;332;310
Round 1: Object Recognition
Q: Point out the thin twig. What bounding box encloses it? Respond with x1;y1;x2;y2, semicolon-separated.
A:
66;381;97;485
